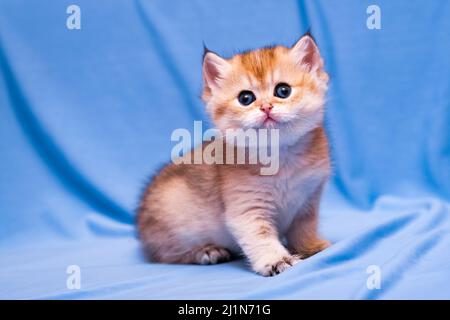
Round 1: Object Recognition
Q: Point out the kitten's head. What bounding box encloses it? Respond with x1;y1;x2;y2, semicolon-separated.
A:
202;34;328;146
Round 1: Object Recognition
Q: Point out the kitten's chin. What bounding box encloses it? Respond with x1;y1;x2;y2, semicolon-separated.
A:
261;118;278;129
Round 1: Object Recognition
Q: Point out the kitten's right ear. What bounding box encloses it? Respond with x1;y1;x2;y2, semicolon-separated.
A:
202;49;231;91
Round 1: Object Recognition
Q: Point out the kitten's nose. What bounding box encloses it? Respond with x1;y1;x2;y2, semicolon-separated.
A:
260;103;273;114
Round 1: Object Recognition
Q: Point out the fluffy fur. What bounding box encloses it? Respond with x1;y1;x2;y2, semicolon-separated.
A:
137;34;331;276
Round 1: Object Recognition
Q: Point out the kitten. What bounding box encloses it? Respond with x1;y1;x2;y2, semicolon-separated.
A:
137;33;331;276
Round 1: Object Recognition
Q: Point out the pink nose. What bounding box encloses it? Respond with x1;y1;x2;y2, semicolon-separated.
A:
260;103;273;114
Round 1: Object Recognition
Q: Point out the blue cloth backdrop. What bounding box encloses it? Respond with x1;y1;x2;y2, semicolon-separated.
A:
0;0;449;299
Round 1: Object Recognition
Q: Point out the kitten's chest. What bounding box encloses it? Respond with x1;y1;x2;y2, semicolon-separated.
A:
268;155;328;232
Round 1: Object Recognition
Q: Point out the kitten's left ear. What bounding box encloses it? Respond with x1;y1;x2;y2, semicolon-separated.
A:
290;33;324;73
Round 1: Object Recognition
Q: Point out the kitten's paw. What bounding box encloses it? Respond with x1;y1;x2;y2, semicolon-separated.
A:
195;245;231;265
256;254;302;277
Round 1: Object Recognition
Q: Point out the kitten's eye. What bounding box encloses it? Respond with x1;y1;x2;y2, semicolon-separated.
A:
238;90;256;106
274;83;291;99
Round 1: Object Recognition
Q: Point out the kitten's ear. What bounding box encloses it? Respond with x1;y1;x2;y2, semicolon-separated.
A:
290;34;324;73
202;49;231;91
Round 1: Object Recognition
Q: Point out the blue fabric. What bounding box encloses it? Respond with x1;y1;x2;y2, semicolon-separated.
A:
1;0;449;299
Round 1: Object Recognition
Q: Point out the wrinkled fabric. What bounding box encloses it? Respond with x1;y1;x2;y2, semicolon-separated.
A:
0;0;449;299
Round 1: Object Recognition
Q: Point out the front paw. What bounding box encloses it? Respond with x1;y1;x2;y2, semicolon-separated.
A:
255;254;302;277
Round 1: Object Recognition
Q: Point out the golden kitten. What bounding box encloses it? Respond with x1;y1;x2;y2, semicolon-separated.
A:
137;33;331;276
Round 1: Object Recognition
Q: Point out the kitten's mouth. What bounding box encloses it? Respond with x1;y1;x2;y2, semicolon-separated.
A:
262;115;277;127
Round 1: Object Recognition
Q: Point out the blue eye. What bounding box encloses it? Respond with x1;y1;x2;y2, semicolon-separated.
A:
238;90;256;106
274;83;291;98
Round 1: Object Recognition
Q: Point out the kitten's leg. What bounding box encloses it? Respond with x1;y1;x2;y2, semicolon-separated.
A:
286;187;330;258
226;209;301;276
144;242;232;265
